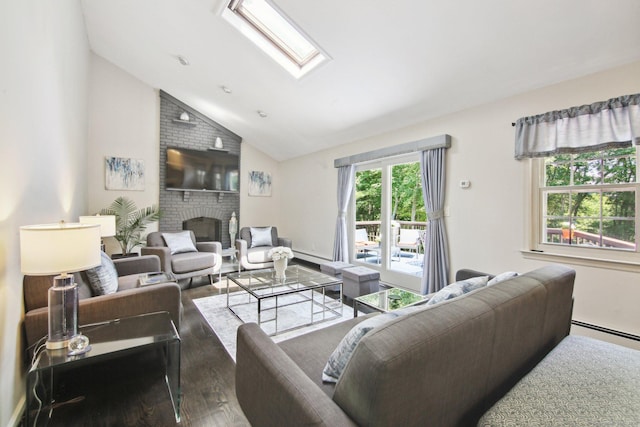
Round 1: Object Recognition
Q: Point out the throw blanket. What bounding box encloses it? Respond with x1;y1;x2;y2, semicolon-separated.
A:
478;335;640;426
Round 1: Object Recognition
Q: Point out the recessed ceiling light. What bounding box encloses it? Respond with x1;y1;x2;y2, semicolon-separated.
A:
257;110;268;118
177;55;190;66
221;86;232;94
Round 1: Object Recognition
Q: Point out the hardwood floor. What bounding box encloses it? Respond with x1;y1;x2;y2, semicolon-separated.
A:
29;282;250;427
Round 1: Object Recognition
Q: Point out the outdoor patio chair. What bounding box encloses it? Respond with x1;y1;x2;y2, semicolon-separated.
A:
397;229;421;258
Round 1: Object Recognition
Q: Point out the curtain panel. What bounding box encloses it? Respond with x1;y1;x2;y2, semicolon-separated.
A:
333;165;355;262
514;93;640;160
419;148;450;294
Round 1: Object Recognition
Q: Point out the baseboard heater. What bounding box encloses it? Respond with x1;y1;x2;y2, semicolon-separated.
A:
572;320;640;342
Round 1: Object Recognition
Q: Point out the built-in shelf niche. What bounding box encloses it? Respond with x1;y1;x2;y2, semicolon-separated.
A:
171;119;196;126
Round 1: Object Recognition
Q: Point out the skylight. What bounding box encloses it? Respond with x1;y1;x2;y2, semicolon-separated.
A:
222;0;329;78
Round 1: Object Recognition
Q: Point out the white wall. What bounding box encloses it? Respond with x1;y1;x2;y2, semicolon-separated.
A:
0;1;91;424
239;143;281;229
86;54;160;254
279;60;640;336
279;149;342;262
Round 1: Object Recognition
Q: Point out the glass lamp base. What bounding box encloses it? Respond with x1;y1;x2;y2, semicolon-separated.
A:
48;273;79;349
46;338;71;350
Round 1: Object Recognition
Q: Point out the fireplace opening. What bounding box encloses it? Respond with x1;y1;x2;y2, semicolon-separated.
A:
183;217;221;242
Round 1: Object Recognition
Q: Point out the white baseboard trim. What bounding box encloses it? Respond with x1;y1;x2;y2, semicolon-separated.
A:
293;250;331;266
9;395;25;427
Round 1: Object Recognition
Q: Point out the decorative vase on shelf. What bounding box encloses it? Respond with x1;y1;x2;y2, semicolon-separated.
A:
274;257;288;281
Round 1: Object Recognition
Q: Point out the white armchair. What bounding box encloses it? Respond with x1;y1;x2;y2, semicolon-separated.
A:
236;226;292;271
397;229;421;258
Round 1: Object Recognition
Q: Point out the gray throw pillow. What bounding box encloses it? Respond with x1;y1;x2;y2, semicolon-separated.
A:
250;227;273;248
426;276;489;306
162;231;197;255
85;251;118;296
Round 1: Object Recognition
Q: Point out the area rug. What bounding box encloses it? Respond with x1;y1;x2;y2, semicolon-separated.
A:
194;291;356;361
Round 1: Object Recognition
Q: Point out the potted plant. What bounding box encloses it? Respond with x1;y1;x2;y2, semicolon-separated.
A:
101;196;161;257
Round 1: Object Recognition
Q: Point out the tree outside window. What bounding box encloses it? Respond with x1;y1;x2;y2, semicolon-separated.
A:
542;147;636;250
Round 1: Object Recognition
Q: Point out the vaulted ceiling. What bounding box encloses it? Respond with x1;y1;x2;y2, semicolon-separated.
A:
81;0;640;161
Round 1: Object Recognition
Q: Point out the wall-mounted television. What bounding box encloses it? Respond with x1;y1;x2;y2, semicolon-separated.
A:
166;146;239;192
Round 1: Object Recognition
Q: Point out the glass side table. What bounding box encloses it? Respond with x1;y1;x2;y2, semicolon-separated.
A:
221;247;239;274
26;312;181;426
354;287;427;317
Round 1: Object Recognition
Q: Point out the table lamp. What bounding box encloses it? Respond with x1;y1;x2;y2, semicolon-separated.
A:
79;214;116;252
20;222;101;350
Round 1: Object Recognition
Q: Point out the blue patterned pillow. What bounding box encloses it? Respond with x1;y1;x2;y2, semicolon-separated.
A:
488;271;518;286
85;251;118;295
250;227;273;248
426;276;489;306
323;312;400;383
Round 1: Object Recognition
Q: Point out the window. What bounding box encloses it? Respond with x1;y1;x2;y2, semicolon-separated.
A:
353;156;425;283
532;147;639;260
222;0;329;78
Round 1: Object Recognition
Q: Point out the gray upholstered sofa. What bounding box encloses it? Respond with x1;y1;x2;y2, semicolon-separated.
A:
235;265;577;426
236;226;292;271
23;254;181;353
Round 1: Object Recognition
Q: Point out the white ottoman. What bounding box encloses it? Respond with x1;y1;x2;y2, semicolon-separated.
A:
342;266;380;300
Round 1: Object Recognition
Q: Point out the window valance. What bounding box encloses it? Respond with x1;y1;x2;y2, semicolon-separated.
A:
514;93;640;160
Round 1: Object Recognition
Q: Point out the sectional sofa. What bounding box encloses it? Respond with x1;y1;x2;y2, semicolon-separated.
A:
236;263;640;426
235;265;579;426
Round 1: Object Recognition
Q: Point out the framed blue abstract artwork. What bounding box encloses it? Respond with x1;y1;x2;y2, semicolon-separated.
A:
105;156;145;191
248;170;271;196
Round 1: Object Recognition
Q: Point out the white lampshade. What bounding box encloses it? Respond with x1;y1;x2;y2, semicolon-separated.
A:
20;222;102;275
79;214;116;237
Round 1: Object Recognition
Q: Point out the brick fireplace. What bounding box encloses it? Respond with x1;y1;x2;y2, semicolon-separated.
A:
183;217;221;242
158;91;241;249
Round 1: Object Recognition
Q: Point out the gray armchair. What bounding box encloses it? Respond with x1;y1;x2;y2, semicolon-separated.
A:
142;231;222;286
23;255;181;353
236;226;292;271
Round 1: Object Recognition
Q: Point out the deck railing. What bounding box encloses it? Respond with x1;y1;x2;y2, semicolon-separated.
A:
355;221;427;243
546;228;635;250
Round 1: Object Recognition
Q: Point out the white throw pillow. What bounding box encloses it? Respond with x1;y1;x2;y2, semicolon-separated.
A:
488;271;519;286
426;276;489;306
250;227;273;248
162;231;197;255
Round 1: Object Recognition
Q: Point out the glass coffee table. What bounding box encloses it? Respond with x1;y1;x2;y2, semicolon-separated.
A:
226;265;343;335
354;287;427;317
26;312;181;425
